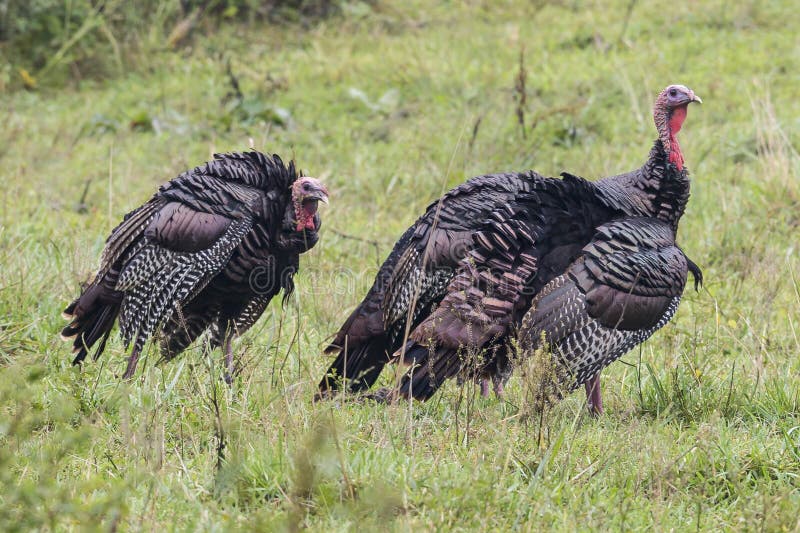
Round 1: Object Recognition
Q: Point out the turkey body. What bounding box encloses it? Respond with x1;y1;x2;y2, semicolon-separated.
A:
318;172;555;394
318;166;636;398
318;85;702;409
61;151;326;380
517;217;700;410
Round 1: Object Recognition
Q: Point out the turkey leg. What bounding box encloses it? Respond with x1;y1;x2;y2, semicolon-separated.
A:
584;372;603;416
480;378;490;398
122;346;142;380
493;377;505;398
223;334;235;385
478;377;505;398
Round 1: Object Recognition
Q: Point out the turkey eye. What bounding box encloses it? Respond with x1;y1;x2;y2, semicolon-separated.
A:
302;183;310;191
669;88;677;97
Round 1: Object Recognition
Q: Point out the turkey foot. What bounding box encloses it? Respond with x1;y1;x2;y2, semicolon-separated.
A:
364;387;396;403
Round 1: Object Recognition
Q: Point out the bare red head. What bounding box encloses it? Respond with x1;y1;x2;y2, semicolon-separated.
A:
653;84;702;171
292;177;329;231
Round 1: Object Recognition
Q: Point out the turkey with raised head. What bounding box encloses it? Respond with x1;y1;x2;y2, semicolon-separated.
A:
318;84;701;415
61;151;328;382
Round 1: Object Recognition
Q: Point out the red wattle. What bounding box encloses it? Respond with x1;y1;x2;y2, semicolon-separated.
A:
666;104;688;170
668;134;684;170
295;203;318;232
295;216;316;231
669;105;687;134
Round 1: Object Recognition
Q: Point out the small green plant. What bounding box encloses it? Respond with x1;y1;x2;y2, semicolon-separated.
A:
1;0;799;529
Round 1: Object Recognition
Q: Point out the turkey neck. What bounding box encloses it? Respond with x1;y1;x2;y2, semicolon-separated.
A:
595;140;690;233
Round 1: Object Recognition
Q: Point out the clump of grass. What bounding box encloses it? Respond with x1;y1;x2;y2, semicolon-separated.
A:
512;338;566;425
2;0;800;529
0;364;128;530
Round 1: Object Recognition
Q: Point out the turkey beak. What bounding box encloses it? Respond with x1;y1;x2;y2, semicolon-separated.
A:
307;184;329;204
690;92;702;104
311;185;329;204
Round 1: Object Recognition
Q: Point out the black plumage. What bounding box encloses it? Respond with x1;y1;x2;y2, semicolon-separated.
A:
61;151;328;380
318;173;539;395
318;84;702;414
517;217;700;412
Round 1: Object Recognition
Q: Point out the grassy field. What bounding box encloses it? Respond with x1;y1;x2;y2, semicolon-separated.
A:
2;0;800;530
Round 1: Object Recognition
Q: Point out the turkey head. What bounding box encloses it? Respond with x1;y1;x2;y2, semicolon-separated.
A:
291;176;329;231
653;84;702;171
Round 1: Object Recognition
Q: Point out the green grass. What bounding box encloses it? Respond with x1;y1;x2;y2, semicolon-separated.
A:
2;0;800;530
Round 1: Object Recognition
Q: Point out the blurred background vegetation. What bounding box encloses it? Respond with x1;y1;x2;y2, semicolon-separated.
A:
0;0;345;90
1;0;799;530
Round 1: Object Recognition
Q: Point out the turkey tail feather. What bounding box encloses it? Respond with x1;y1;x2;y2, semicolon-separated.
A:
397;343;440;401
317;336;389;396
62;302;120;365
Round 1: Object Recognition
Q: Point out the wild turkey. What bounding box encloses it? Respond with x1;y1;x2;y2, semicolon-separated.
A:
61;151;328;381
318;84;701;413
